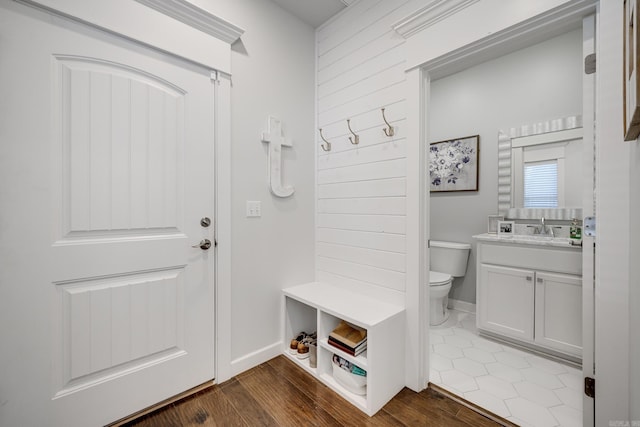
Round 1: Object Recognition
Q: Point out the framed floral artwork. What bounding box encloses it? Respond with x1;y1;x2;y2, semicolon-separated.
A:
429;135;479;192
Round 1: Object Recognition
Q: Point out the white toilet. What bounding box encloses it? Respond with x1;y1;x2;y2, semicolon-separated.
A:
429;240;471;325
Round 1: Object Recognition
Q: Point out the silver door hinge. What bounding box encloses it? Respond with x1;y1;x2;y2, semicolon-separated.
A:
585;376;595;398
584;216;596;237
211;70;219;82
585;54;596;74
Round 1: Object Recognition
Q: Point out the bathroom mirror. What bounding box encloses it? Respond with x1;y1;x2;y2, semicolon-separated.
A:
497;115;583;220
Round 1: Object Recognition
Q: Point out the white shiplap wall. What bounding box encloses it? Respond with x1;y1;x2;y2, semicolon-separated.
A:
316;0;419;304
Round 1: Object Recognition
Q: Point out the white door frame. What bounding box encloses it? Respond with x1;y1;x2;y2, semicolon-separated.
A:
405;66;429;391
581;13;596;426
405;0;598;407
213;72;234;384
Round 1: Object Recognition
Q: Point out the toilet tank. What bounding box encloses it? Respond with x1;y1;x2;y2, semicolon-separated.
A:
430;240;471;277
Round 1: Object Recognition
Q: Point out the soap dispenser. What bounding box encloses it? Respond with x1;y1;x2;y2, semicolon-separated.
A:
570;218;582;240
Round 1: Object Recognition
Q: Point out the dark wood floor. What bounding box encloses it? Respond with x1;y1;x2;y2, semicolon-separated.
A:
124;355;502;426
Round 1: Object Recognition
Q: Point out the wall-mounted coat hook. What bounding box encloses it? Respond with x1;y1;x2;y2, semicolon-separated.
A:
347;119;359;145
381;108;395;137
319;128;331;152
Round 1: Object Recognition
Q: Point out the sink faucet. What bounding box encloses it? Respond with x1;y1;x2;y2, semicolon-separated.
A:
526;217;564;237
528;217;552;236
538;217;552;236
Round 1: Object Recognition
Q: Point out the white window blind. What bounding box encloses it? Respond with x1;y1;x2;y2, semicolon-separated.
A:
524;160;558;207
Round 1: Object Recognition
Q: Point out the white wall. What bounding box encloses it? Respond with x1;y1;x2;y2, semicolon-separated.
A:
631;140;640;424
596;1;639;423
192;0;316;372
429;29;583;303
315;0;430;304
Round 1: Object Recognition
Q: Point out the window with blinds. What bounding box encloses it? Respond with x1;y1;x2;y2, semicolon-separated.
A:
523;160;558;207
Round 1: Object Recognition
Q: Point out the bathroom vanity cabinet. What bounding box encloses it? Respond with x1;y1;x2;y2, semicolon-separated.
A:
282;282;405;416
474;235;582;361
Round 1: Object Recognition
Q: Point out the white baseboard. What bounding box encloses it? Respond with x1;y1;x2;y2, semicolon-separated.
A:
230;342;282;377
448;298;476;314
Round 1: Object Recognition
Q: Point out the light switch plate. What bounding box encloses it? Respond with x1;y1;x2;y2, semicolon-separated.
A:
246;201;261;217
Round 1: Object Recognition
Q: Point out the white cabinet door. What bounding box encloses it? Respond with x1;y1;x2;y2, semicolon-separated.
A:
478;264;535;341
0;3;215;426
535;272;582;356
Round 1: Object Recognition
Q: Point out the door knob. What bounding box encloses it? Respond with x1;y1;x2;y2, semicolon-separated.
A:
192;239;212;250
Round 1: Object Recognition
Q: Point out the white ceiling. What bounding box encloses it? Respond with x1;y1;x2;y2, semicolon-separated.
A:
270;0;352;28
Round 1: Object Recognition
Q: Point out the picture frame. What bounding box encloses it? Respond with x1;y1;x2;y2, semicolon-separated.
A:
497;220;515;236
429;135;479;192
487;215;504;234
624;0;640;141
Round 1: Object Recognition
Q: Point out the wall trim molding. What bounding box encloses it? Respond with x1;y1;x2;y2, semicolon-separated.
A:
392;0;479;39
134;0;244;44
230;342;282;377
448;298;476;314
18;0;236;72
414;0;597;76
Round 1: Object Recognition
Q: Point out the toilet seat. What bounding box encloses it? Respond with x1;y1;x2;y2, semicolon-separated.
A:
429;271;452;286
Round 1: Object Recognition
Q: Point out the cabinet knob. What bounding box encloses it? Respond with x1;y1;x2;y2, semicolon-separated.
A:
537;278;543;283
526;276;532;281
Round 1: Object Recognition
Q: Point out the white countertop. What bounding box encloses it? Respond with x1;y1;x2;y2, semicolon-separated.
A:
473;233;582;249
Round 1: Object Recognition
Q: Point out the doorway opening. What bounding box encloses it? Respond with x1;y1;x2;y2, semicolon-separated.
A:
421;16;595;427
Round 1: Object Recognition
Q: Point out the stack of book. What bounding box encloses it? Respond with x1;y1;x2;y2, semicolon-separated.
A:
328;320;367;357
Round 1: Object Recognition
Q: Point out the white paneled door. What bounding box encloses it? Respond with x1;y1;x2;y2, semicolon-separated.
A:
0;3;215;426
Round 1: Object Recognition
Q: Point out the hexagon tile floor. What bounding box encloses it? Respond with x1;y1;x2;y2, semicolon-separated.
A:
429;309;582;427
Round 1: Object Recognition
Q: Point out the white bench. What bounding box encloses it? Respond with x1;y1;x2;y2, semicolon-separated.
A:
282;281;406;416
